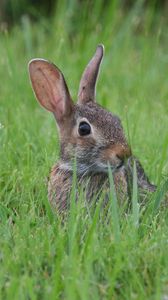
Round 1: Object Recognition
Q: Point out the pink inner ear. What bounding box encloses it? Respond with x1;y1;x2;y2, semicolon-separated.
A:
29;59;73;121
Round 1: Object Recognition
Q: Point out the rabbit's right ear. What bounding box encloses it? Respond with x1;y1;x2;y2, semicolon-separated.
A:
28;59;73;123
78;44;104;104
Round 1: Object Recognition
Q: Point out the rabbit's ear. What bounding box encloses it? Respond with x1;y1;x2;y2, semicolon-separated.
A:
28;59;73;122
78;44;104;104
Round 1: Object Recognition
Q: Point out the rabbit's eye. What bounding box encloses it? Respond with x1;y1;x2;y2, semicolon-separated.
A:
78;121;91;136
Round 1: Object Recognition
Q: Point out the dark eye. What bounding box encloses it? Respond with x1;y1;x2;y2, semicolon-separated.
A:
78;121;91;136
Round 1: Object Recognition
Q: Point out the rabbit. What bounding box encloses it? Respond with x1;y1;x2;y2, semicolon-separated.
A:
28;44;156;213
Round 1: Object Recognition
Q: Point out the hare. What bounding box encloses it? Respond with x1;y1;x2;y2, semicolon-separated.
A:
28;45;156;212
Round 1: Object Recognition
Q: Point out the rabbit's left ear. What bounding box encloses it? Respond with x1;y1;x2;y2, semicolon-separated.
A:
78;44;104;104
28;59;73;123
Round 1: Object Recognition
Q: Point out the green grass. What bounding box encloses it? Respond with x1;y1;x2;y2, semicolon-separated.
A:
0;1;168;299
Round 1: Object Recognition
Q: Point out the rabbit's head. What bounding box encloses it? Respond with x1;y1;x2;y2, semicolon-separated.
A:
29;45;131;175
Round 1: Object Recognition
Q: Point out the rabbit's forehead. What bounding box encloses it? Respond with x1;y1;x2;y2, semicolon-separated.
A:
75;103;123;140
75;103;120;123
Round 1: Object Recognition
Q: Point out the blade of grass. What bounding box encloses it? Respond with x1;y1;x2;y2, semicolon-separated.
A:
132;160;139;228
108;164;120;242
153;178;168;214
68;158;77;254
81;192;104;258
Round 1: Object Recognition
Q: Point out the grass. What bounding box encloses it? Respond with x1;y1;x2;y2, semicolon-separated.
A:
0;1;168;299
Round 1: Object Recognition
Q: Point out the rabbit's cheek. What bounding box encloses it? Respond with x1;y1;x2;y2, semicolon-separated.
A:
75;136;96;149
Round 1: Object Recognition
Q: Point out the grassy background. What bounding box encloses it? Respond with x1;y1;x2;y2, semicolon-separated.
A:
0;1;168;299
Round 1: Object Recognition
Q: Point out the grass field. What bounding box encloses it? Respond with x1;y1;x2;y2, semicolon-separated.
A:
0;1;168;299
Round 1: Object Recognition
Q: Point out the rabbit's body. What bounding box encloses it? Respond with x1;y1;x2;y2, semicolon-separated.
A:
28;45;156;213
48;161;128;212
48;157;156;212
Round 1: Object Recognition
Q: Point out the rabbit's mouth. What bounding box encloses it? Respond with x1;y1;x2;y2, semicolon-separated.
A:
107;163;125;172
116;160;124;170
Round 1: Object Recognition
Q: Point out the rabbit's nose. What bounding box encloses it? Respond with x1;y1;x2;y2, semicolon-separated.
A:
116;145;132;161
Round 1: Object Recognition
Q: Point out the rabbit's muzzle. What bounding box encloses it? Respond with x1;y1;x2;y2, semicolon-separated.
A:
100;144;131;170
